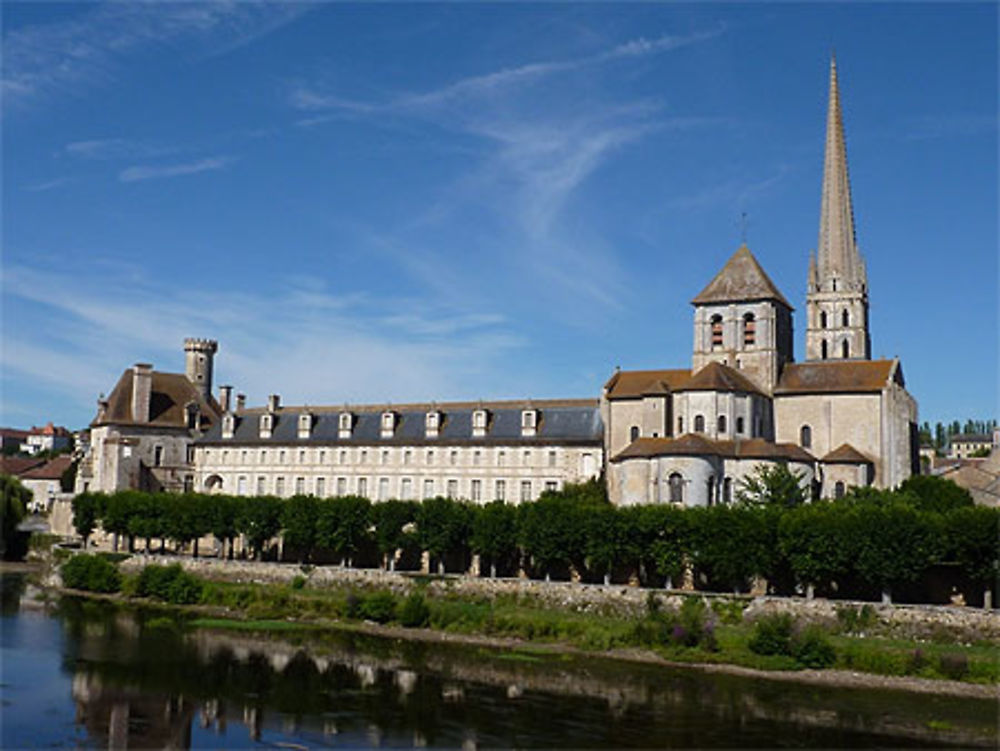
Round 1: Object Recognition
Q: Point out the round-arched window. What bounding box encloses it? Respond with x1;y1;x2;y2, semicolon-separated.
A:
669;473;684;504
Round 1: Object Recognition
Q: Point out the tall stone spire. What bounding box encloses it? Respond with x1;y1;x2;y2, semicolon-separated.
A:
805;55;871;361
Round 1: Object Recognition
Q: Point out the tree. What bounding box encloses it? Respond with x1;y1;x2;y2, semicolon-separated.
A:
584;505;633;585
469;501;520;577
778;502;855;596
101;492;136;552
417;497;472;575
736;464;808;509
688;506;774;592
236;495;282;560
898;475;973;513
941;506;1000;607
281;495;319;562
1;475;30;560
164;494;210;556
634;505;689;587
517;493;596;580
850;501;940;603
373;499;418;571
316;496;371;567
71;493;100;549
206;495;238;558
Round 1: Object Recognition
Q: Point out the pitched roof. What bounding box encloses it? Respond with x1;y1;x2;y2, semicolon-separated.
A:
94;370;221;429
612;434;814;463
691;244;791;308
30;422;71;437
20;454;74;480
774;359;897;395
0;456;46;477
604;369;691;400
680;361;764;396
822;443;873;464
0;428;31;441
951;433;992;444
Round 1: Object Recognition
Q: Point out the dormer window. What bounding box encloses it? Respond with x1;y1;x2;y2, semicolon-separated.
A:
380;410;397;439
338;411;354;439
259;413;273;439
425;410;441;438
521;409;538;437
185;402;200;430
297;412;314;440
222;413;236;440
472;408;489;437
710;314;723;348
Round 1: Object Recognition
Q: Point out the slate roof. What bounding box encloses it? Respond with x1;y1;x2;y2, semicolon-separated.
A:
94;370;221;429
20;455;74;480
691;244;792;308
774;359;898;395
612;434;814;463
679;361;764;396
198;399;603;447
821;443;873;464
604;369;691;400
950;433;992;444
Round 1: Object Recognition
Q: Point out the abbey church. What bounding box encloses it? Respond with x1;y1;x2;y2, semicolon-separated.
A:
75;58;919;506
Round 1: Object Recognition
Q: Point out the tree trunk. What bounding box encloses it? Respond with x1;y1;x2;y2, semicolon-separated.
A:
984;588;992;610
881;588;892;605
806;584;815;600
145;537;151;554
437;559;445;576
603;572;611;586
112;533;118;553
665;576;673;591
193;539;199;558
490;562;497;579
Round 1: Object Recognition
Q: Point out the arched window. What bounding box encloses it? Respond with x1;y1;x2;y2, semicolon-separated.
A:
820;310;827;329
842;309;849;327
736;416;745;434
677;416;684;434
710;314;723;347
834;481;846;499
821;340;828;360
723;477;732;504
630;425;640;442
742;312;756;347
800;424;812;449
842;340;850;359
694;414;705;433
706;477;715;507
717;415;727;433
669;473;684;504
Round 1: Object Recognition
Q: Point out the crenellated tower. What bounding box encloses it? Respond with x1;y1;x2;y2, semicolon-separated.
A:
184;338;218;401
805;55;871;361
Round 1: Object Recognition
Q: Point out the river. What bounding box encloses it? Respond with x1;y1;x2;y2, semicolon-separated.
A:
0;573;994;749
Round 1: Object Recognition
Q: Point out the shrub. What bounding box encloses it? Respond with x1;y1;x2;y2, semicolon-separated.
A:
358;590;398;623
938;653;969;681
290;575;307;590
61;554;122;593
835;604;877;634
748;613;794;656
135;564;203;604
397;592;430;628
792;626;836;668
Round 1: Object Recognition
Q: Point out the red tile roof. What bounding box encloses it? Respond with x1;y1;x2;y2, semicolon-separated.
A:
775;359;898;395
822;443;873;464
604;369;691;400
611;434;814;463
20;454;74;480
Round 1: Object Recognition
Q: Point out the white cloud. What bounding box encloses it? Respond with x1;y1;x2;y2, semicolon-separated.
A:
118;156;234;183
65;138;175;160
24;176;73;192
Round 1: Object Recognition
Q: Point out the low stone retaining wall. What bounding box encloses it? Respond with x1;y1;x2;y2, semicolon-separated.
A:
117;555;1000;639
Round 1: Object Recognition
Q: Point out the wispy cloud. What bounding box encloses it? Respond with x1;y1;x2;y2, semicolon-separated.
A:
667;165;790;212
118;156;235;183
3;2;308;109
24;176;74;192
65;138;175;160
902;113;997;141
1;263;523;418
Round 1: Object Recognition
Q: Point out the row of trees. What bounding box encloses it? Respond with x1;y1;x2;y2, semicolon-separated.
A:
71;474;998;603
918;418;997;452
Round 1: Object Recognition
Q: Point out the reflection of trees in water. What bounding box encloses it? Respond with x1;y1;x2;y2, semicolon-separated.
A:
43;595;996;749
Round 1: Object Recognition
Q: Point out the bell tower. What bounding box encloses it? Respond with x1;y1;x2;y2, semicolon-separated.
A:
805;55;871;361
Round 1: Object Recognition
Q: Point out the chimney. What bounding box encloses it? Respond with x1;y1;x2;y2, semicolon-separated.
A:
219;385;233;413
236;393;246;412
267;394;281;413
131;364;153;423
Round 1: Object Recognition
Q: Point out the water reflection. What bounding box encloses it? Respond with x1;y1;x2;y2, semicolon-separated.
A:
2;574;995;749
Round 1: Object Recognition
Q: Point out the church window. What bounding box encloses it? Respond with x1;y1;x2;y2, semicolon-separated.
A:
743;313;756;346
832;279;838;292
723;477;733;504
820;311;827;329
821;340;828;360
694;415;705;433
800;425;812;449
677;417;684;434
154;445;163;467
736;417;745;434
717;415;727;433
842;340;850;358
668;473;684;504
842;309;850;327
710;315;723;347
706;477;715;506
630;425;640;442
834;481;845;499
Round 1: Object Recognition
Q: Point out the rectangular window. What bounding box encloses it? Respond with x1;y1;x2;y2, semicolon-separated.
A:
404;450;411;465
497;450;506;467
473;450;481;466
183;475;194;493
222;450;229;464
257;476;266;495
495;479;506;501
361;450;368;464
241;450;248;464
154;445;163;467
316;477;326;496
319;450;326;464
450;450;458;466
426;450;434;465
238;476;247;496
337;477;347;496
423;478;434;499
547;450;556;467
279;450;286;463
523;450;531;467
339;450;347;464
545;481;558;493
447;479;458;499
276;477;285;496
381;450;389;465
471;479;481;501
520;480;532;503
187;446;195;463
296;477;305;495
299;450;306;464
358;477;368;497
378;477;390;501
401;478;412;500
260;450;267;464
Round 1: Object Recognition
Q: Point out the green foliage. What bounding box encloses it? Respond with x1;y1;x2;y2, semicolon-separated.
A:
397;592;430;627
835;604;878;634
358;590;398;623
417;496;472;562
779;502;856;590
135;564;203;604
940;506;1000;586
290;575;307;590
736;464;808;508
316;496;371;564
71;493;100;546
898;475;974;513
518;488;605;577
236;495;282;559
61;554;122;593
469;500;519;569
688;506;773;591
851;501;940;593
748;613;795;656
1;474;30;558
635;505;688;583
793;626;836;668
372;499;418;558
281;495;318;559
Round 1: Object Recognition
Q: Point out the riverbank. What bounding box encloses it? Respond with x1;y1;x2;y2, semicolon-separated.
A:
30;554;999;699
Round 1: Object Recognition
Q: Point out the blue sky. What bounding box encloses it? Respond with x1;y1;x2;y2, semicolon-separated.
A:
2;3;997;431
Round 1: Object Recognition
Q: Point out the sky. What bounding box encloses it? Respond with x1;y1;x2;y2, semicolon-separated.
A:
2;2;997;431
